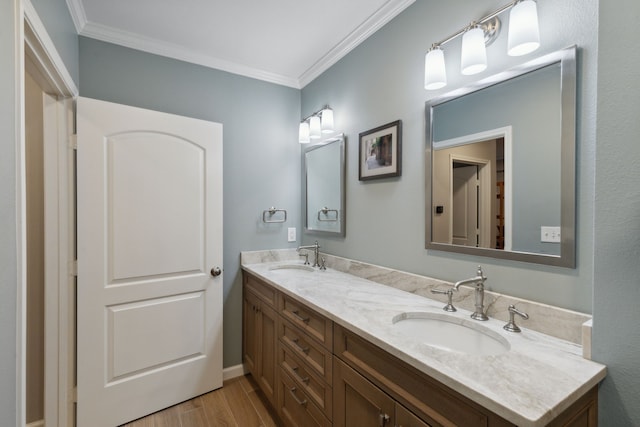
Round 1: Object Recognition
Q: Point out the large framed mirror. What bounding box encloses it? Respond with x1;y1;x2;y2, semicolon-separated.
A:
304;134;346;236
425;46;576;267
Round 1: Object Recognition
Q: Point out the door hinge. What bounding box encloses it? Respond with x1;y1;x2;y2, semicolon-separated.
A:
70;260;78;277
69;134;77;150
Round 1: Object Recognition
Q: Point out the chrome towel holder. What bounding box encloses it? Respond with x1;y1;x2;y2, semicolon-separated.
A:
262;207;287;223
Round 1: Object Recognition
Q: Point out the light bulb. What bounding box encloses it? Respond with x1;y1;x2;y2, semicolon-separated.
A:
309;116;321;139
299;122;310;144
508;0;540;56
424;46;447;90
321;108;334;133
461;26;487;75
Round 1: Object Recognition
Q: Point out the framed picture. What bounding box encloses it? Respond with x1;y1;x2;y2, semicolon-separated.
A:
359;120;402;181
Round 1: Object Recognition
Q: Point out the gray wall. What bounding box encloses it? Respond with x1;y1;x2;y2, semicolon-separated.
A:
78;37;301;367
30;0;79;85
1;0;20;424
593;0;640;425
301;0;596;314
302;0;640;424
432;64;562;254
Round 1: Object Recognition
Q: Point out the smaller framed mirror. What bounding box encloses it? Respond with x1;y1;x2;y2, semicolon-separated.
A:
304;134;346;236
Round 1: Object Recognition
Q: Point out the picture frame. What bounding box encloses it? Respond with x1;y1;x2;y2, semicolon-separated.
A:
358;120;402;181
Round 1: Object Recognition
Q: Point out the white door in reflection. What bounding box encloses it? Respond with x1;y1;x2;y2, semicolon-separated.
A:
452;163;479;247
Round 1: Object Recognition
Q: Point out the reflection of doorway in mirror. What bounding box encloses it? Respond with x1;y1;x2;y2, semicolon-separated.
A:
432;126;512;250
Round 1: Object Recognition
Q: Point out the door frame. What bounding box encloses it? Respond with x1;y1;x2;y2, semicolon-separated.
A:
449;155;490;247
434;126;513;251
22;1;78;426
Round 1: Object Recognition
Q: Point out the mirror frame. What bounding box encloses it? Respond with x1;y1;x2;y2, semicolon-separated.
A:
304;134;346;237
425;46;577;268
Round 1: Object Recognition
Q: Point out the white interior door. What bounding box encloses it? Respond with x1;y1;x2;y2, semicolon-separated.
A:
452;164;479;247
76;97;223;427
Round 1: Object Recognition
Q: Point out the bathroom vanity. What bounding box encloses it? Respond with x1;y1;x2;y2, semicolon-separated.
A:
241;251;605;427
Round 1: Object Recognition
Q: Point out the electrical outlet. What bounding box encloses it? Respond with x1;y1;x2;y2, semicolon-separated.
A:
540;226;561;243
287;227;296;242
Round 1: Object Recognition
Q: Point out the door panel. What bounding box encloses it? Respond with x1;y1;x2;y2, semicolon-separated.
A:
76;97;223;427
107;292;205;380
108;132;205;280
452;164;478;247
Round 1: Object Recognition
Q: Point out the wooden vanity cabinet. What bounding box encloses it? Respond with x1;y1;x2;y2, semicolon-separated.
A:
334;324;599;427
334;358;431;427
243;271;598;427
243;272;333;426
242;274;278;407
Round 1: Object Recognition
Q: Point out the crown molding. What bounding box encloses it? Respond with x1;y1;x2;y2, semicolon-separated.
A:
65;0;87;33
79;20;301;88
298;0;416;88
68;0;415;89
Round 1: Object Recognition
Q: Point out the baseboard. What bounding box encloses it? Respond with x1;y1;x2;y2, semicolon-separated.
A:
27;420;44;427
223;363;248;381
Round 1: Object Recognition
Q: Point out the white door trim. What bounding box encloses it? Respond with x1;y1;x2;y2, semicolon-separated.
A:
435;126;512;251
22;2;78;427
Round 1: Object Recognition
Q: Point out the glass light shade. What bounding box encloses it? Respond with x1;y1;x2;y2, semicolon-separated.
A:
321;108;334;133
424;47;447;90
461;26;487;75
299;122;310;143
309;116;321;139
508;0;540;56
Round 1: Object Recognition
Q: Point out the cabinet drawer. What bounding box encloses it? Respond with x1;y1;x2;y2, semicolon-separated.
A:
280;318;332;383
279;368;331;427
279;293;332;349
245;273;277;308
279;343;332;420
334;325;489;427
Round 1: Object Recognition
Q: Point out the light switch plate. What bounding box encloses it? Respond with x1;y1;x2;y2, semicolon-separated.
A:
287;227;296;242
540;226;561;243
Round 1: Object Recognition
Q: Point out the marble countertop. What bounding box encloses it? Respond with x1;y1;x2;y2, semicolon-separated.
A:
242;260;606;427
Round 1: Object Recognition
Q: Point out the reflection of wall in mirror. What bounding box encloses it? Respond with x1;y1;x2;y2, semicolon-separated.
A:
432;64;561;255
306;140;341;232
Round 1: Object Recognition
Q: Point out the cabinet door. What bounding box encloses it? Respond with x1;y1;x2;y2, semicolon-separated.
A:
257;303;278;406
334;358;394;427
396;404;431;427
243;289;260;375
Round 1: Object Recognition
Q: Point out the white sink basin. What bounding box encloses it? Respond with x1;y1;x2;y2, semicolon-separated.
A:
392;312;510;356
268;264;315;272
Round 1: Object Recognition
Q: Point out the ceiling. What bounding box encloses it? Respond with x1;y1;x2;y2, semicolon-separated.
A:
65;0;416;89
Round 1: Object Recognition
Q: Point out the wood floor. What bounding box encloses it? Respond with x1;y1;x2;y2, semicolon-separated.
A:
121;375;282;427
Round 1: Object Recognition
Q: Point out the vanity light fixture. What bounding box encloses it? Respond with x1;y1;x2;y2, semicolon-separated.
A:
424;0;540;90
299;106;334;143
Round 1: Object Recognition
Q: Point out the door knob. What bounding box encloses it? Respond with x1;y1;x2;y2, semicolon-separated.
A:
210;267;222;277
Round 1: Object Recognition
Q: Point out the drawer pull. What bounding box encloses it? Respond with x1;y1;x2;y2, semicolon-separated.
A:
289;387;308;406
292;309;310;323
292;338;310;354
379;412;390;427
292;366;310;384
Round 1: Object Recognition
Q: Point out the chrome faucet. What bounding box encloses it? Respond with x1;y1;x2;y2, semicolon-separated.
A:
453;266;489;321
297;240;321;268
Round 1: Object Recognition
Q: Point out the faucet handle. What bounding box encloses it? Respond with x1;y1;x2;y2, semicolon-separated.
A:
476;265;487;281
430;288;457;312
503;304;529;332
299;251;310;265
320;257;326;271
